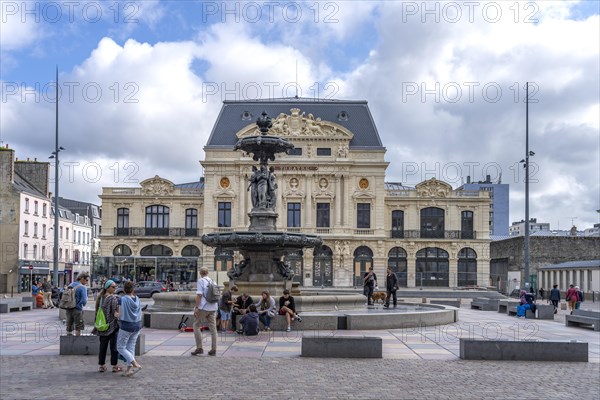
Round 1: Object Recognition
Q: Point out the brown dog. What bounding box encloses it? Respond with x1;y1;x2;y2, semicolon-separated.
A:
371;292;387;304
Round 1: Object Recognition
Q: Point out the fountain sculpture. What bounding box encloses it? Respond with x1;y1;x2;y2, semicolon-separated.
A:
201;112;323;296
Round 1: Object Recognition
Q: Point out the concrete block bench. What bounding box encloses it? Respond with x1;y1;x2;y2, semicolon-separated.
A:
301;336;382;358
459;338;588;362
430;299;461;308
0;301;33;313
60;334;145;356
59;307;96;325
565;310;600;331
470;298;500;311
498;300;520;314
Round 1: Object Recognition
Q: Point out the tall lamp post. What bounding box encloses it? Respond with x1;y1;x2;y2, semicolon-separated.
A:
520;82;535;290
49;67;64;286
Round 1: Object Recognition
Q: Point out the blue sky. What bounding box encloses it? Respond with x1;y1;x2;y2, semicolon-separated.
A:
1;0;599;230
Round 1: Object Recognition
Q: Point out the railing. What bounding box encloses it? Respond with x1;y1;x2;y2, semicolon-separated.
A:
393;230;477;239
355;229;374;235
315;228;331;234
285;227;302;233
113;227;200;237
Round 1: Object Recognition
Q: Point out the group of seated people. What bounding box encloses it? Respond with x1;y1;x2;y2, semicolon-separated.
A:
228;289;302;335
516;289;537;318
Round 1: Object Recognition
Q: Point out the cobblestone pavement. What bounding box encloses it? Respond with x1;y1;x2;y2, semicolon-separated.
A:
1;299;599;399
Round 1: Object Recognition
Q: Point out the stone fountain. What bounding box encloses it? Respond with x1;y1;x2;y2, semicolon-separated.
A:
201;111;323;297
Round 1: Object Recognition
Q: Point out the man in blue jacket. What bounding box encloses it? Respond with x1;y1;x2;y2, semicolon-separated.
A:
66;272;89;336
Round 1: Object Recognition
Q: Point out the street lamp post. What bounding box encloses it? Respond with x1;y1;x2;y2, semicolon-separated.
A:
523;82;535;290
49;67;64;286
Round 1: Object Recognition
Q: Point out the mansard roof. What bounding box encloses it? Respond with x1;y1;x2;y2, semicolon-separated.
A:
205;98;384;150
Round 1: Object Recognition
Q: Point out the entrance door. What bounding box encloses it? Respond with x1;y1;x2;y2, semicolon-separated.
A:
353;246;373;287
285;250;304;285
313;246;333;287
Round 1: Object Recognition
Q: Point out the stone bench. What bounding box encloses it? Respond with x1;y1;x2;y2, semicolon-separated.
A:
59;307;96;325
301;336;382;358
498;300;520;314
0;301;33;313
470;298;499;311
508;304;554;319
430;299;461;308
59;334;145;355
459;338;588;362
565;310;600;331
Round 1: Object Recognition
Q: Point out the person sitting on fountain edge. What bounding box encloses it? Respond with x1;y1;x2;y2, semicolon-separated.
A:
232;293;254;334
279;289;302;332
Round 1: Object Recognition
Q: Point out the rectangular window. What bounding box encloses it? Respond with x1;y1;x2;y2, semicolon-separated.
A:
316;148;331;156
288;148;302;156
186;208;198;236
73;230;77;243
218;202;231;227
287;203;301;228
42;224;46;239
25;198;29;212
33;222;38;237
117;208;129;236
24;221;29;236
42;246;46;259
34;201;38;215
461;211;474;239
316;203;330;228
357;203;371;229
43;203;47;217
23;244;28;258
66;227;69;240
60;226;63;239
392;210;404;238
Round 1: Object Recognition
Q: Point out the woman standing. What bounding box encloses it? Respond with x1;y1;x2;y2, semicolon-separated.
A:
93;280;122;373
256;290;276;331
116;281;142;377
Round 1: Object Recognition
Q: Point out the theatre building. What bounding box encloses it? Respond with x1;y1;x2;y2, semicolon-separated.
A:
97;99;491;288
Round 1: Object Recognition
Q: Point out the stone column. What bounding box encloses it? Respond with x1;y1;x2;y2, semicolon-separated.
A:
407;256;416;288
448;257;458;288
334;175;341;227
305;174;313;230
342;174;349;227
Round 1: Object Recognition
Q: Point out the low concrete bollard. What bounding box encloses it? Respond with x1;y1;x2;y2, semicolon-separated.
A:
301;336;382;358
60;334;145;356
459;338;588;362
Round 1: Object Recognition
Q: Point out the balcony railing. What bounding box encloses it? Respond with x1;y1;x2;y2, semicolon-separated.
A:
355;229;374;235
392;230;477;239
114;227;200;237
315;228;331;234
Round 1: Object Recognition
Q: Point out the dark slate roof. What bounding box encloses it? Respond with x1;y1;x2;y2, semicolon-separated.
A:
12;172;46;197
539;260;600;270
205;98;384;149
175;180;204;189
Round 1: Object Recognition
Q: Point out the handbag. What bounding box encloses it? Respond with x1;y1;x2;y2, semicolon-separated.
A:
95;298;110;332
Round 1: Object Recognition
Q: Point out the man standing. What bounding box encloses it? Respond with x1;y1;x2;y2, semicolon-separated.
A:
549;284;560;314
231;293;254;333
66;272;89;336
42;278;54;309
363;266;377;306
191;267;218;356
383;267;399;308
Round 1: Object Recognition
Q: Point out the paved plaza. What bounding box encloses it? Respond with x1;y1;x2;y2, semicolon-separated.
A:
1;299;599;399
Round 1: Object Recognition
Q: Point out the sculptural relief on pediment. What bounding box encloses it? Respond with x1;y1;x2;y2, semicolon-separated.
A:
140;176;175;196
415;178;452;198
236;108;354;140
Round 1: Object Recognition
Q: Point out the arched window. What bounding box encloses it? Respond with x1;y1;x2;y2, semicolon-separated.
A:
214;248;233;272
181;245;200;257
458;247;478;287
285;250;304;286
313;246;333;287
145;205;170;236
353;246;373;287
140;244;173;256
461;211;474;239
420;207;444;238
416;247;449;287
388;247;407;287
113;244;131;257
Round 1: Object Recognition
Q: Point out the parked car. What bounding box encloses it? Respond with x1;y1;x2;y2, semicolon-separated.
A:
115;281;167;298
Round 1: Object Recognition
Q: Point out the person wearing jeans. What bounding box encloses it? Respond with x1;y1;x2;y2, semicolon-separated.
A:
116;281;142;377
92;279;122;373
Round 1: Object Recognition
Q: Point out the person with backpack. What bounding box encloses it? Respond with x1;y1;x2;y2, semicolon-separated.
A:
191;267;218;356
92;280;122;373
65;272;89;336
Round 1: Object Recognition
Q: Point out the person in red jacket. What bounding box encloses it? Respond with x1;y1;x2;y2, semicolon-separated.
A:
565;284;579;314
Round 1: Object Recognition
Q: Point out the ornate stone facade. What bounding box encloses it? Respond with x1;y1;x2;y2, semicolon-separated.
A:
98;102;492;288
